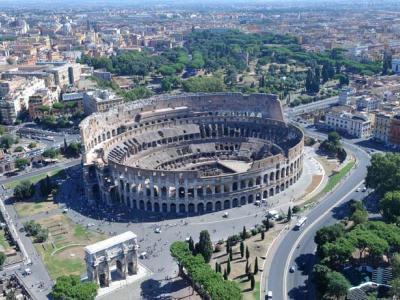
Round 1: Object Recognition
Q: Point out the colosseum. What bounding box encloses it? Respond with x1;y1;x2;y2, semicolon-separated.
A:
80;93;304;215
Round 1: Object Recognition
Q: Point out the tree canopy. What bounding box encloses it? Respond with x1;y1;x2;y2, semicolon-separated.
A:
170;241;241;300
51;275;98;300
366;153;400;195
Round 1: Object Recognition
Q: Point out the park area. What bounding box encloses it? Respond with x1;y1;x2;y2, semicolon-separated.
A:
209;222;286;300
34;214;106;279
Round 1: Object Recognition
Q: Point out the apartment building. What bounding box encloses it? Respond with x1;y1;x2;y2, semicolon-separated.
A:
325;111;372;138
83;89;124;115
0;77;46;124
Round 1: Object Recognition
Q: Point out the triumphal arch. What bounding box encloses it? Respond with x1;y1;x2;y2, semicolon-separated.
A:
84;231;138;287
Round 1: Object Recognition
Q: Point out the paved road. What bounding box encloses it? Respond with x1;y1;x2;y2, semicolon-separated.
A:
266;131;371;300
0;158;81;185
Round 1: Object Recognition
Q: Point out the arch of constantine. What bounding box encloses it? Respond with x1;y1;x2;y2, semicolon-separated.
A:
84;231;138;287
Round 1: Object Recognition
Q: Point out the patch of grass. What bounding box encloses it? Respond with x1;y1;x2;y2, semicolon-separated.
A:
35;244;84;278
14;201;58;218
253;280;260;300
74;224;88;239
0;230;11;250
322;160;355;194
5;168;65;189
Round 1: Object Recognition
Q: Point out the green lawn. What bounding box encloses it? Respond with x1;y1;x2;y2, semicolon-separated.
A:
322;160;355;194
35;244;85;279
0;230;11;251
253;280;261;300
5;169;65;189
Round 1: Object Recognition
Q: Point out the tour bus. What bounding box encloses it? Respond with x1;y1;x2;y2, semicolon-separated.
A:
294;217;307;230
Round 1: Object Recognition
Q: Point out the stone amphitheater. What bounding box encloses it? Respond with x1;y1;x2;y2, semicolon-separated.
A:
80;93;304;215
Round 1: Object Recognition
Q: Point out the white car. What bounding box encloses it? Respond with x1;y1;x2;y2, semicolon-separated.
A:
154;227;161;234
356;187;361;192
267;291;273;299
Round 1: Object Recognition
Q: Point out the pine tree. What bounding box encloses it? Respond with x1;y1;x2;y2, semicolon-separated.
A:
287;206;292;221
227;258;231;275
254;257;258;275
240;241;244;258
246;246;250;260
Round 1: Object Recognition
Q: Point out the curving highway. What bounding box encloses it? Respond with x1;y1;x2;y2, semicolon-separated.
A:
266;130;371;300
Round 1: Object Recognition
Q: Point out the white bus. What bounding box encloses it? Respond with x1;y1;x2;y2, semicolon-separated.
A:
295;217;307;230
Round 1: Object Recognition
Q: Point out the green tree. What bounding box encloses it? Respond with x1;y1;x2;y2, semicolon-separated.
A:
392;253;400;278
351;209;368;225
229;248;233;261
242;226;247;240
312;264;331;295
246;246;250;260
188;236;195;254
0;252;6;266
198;230;213;263
223;268;228;280
254;257;258;275
15;158;29;170
35;228;49;243
13;180;34;200
287;206;292;221
261;230;265;240
366;153;400;195
325;271;351;299
390;278;400;298
42;148;59;159
215;261;219;273
380;190;400;224
240;241;244;258
51;275;98;300
227;258;231;275
0;135;14;149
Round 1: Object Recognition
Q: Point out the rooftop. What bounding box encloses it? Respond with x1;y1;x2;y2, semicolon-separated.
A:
84;231;137;255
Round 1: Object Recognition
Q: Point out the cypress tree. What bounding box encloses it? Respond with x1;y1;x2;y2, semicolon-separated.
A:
198;230;213;263
240;241;244;258
287;206;292;221
188;236;195;254
223;268;228;280
215;261;219;273
246;246;250;260
242;226;247;239
229;247;233;261
254;257;258;275
261;230;265;240
227;258;231;275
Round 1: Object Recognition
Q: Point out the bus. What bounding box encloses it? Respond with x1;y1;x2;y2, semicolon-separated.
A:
294;217;307;230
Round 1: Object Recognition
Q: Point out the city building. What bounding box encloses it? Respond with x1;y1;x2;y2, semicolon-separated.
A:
356;97;382;112
0;77;46;124
83;89;124;115
325;111;372;138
